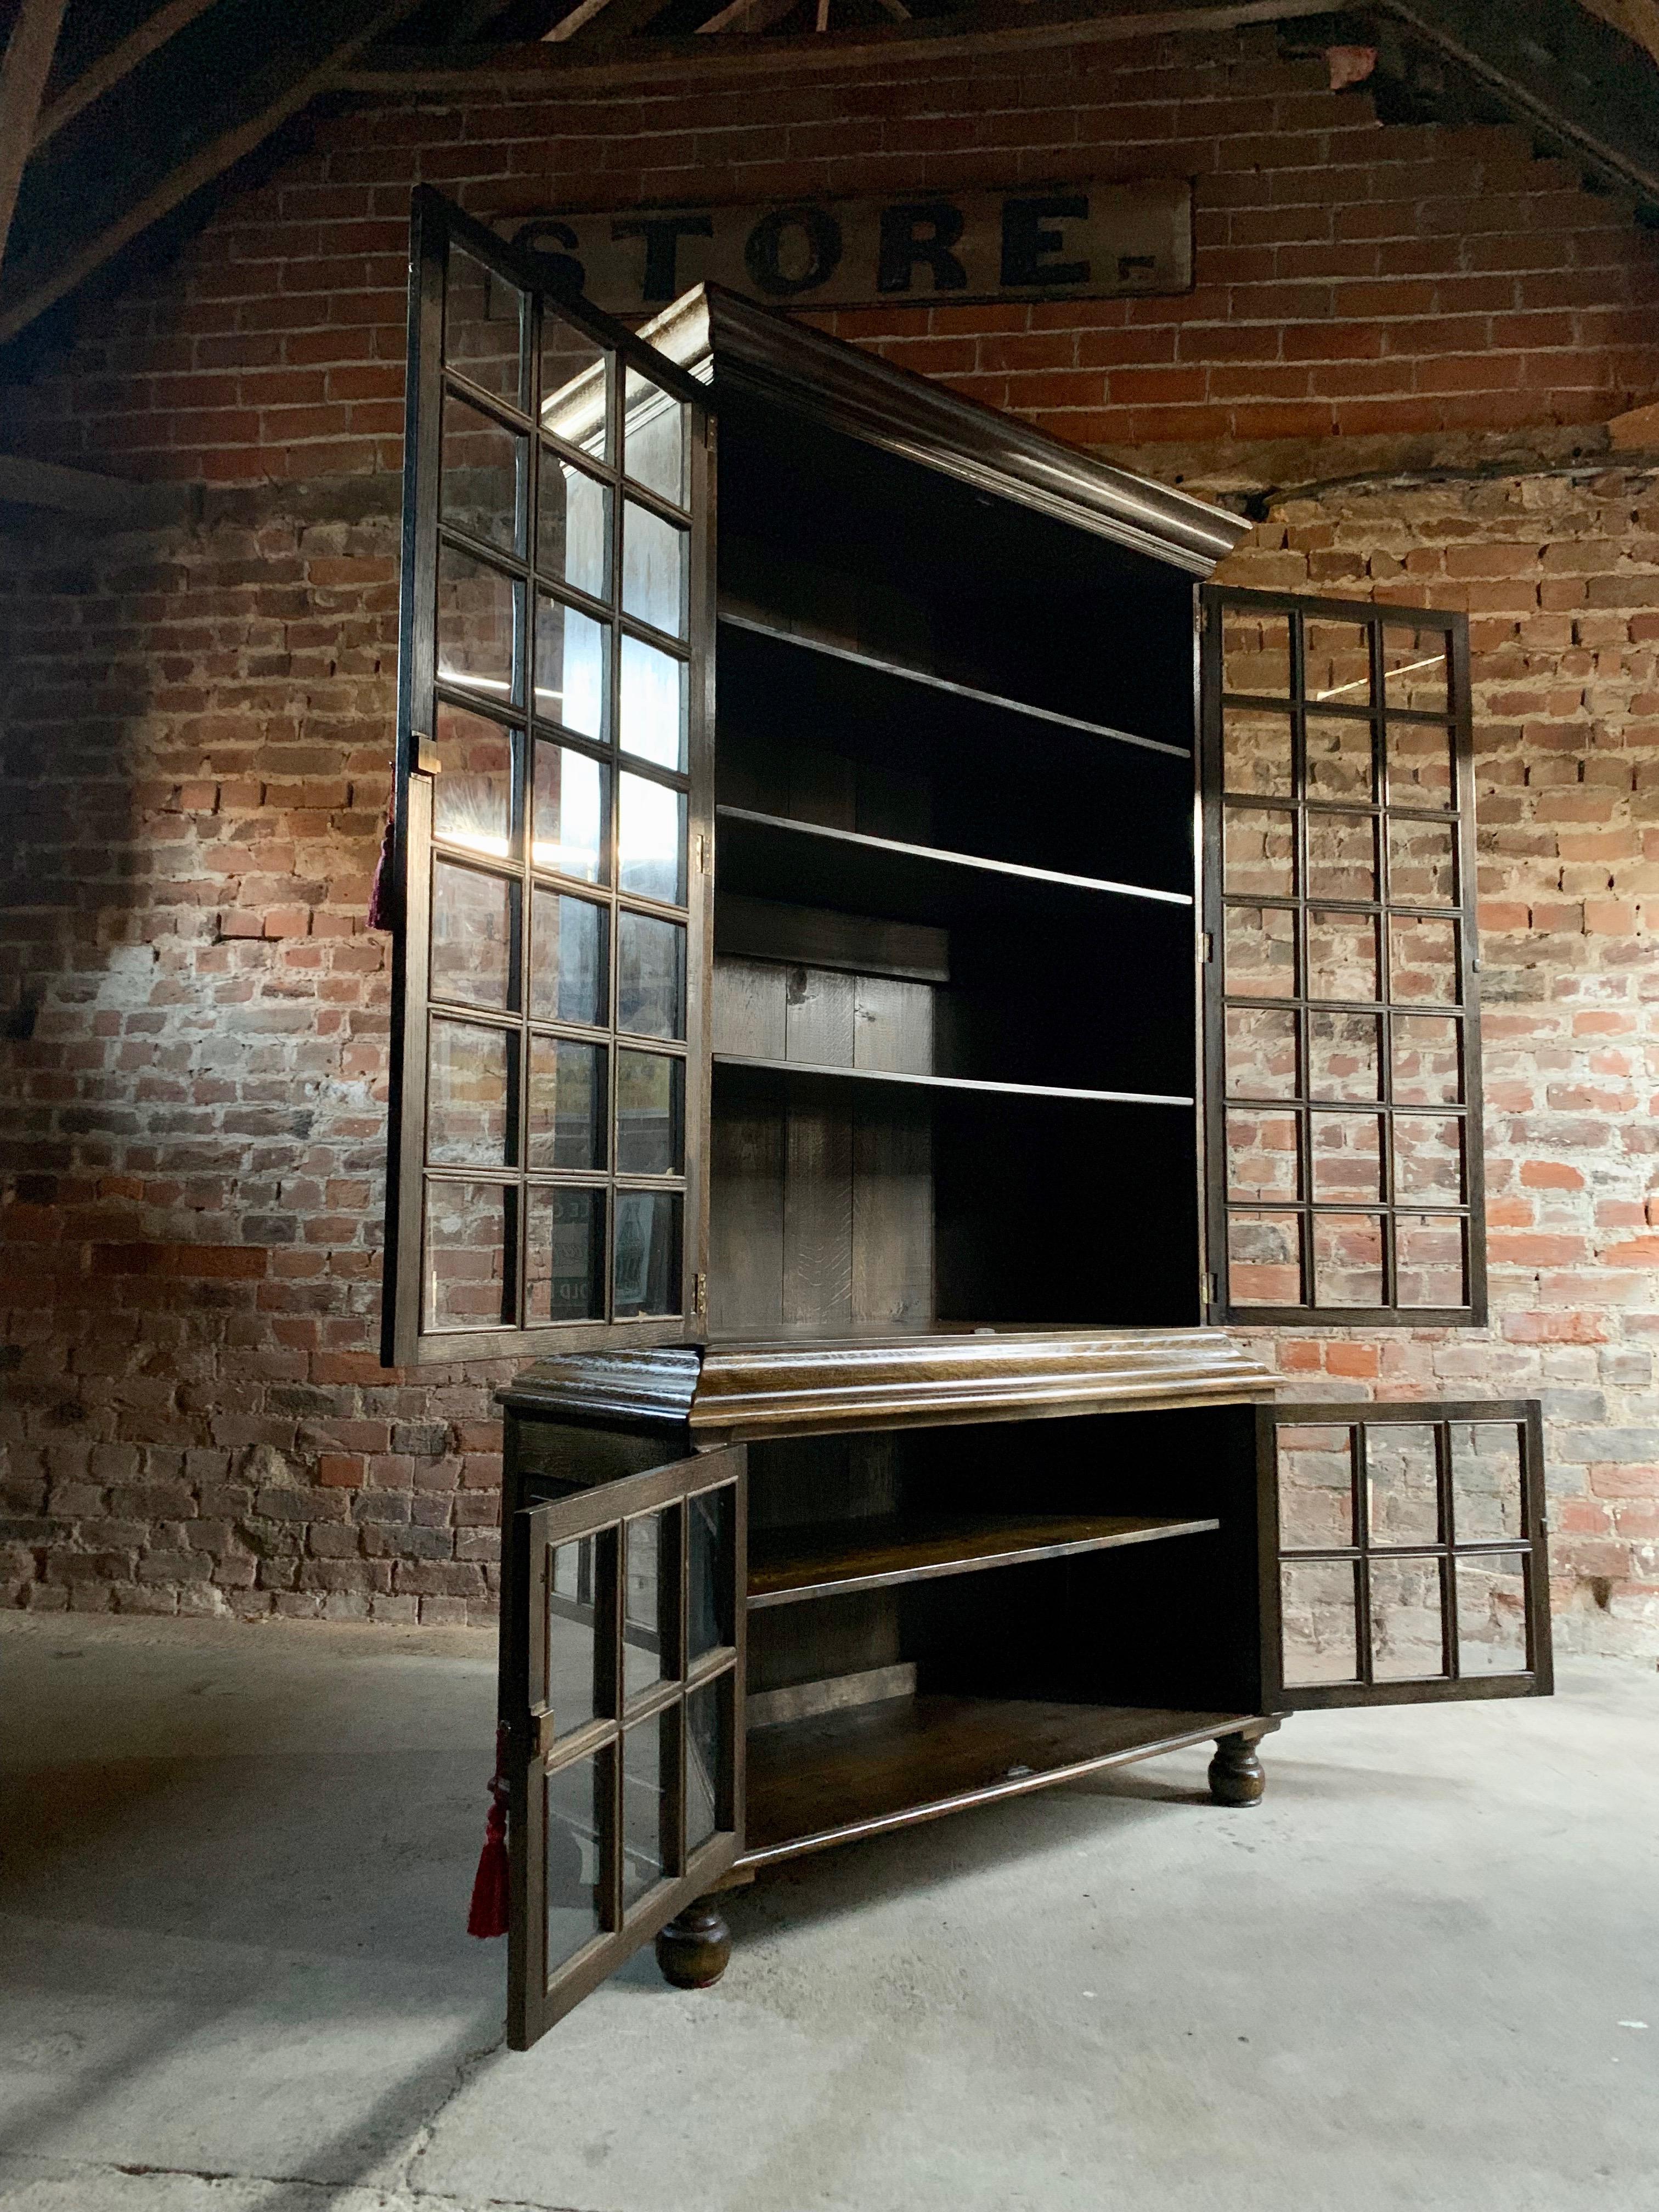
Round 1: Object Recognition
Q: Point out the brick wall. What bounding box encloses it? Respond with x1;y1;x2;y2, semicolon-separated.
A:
3;24;1658;1645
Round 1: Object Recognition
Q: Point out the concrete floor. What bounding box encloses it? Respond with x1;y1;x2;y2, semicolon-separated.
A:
0;1617;1655;2212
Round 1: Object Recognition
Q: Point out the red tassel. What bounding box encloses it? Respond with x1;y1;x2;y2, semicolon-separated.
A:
367;789;397;932
467;1730;510;1940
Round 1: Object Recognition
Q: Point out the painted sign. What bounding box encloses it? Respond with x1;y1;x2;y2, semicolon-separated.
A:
502;179;1193;316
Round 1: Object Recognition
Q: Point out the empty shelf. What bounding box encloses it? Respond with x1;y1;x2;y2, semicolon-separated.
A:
748;1510;1221;1607
714;1054;1193;1109
719;611;1188;760
742;1695;1253;1864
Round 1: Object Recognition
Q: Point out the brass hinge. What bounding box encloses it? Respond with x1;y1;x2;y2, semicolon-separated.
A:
696;833;709;873
693;1271;707;1316
1204;1271;1218;1304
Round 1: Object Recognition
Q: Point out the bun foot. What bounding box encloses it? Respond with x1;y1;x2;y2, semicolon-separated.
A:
1208;1731;1266;1807
655;1895;731;1989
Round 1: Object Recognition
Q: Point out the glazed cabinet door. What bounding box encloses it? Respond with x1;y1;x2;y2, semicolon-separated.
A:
1262;1401;1552;1709
382;185;716;1366
505;1446;746;2049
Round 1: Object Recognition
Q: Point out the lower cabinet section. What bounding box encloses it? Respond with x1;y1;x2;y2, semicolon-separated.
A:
495;1348;1553;2050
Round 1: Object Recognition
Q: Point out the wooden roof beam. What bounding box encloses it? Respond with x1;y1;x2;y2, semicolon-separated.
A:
0;0;69;273
31;0;225;150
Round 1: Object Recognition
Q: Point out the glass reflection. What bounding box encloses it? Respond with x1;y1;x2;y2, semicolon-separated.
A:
532;740;607;884
524;1185;605;1322
1312;1212;1384;1307
1450;1423;1525;1542
427;1018;512;1169
437;544;520;705
1276;1424;1355;1550
619;634;687;771
613;1189;682;1316
686;1487;731;1662
545;1750;605;1972
623;368;686;506
446;249;525;405
622;1712;669;1908
548;1534;601;1737
421;1180;512;1332
1280;1558;1359;1685
534;594;606;739
441;392;525;556
618;772;687;905
623;1510;669;1700
539;314;610;460
433;704;514;861
1455;1557;1528;1674
531;888;607;1028
1371;1556;1447;1680
686;1679;724;1856
1395;1213;1466;1307
527;1036;606;1171
616;1050;684;1176
431;860;515;1011
537;450;610;600
1227;1211;1301;1305
1364;1424;1440;1547
622;501;687;638
617;911;686;1039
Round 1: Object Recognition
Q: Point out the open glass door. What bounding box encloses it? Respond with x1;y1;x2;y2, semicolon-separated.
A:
1262;1401;1552;1709
505;1446;745;2049
383;185;715;1367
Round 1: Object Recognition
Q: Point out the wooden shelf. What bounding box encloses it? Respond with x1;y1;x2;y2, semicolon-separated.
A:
741;1695;1254;1865
748;1510;1221;1608
718;611;1189;761
716;805;1192;918
714;1053;1193;1110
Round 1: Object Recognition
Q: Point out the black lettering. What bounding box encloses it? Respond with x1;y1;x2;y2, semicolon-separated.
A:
876;200;968;294
511;218;586;300
743;206;843;298
612;214;714;304
999;195;1090;289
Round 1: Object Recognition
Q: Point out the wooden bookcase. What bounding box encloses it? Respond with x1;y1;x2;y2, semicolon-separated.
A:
382;193;1553;2052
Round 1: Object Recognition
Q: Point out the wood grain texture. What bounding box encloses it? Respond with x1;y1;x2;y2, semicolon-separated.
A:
742;1695;1256;1861
852;1094;932;1325
782;1090;854;1328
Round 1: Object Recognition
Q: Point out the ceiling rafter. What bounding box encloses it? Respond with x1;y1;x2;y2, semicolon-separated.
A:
0;0;69;274
31;0;224;149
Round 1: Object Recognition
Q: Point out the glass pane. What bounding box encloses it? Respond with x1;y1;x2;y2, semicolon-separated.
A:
1388;915;1459;1005
1455;1557;1530;1674
1309;1111;1383;1202
1451;1423;1525;1543
619;634;688;772
616;1049;685;1176
624;1509;672;1700
685;1678;726;1855
1371;1556;1447;1681
527;1036;607;1172
1221;707;1293;798
1388;816;1457;905
1222;607;1290;697
687;1486;733;1662
1281;1559;1359;1686
623;500;688;639
436;543;520;707
1387;721;1456;808
624;368;687;506
441;391;525;556
524;1185;605;1323
1308;1011;1381;1101
1224;904;1296;999
431;860;515;1011
1396;1212;1467;1307
422;1180;512;1331
447;247;524;407
1305;714;1374;803
537;450;610;600
1224;1007;1297;1100
545;1749;605;1974
1394;1114;1465;1204
613;1189;684;1317
1223;805;1294;899
618;771;687;904
534;594;606;739
1277;1423;1354;1549
540;311;610;460
1383;626;1449;714
1306;811;1376;904
1228;1211;1301;1305
433;704;514;862
622;1710;670;1909
1365;1424;1440;1547
427;1018;513;1169
532;740;607;885
1307;910;1379;1003
548;1534;601;1738
1304;616;1372;708
531;889;607;1027
1225;1107;1301;1202
617;912;686;1040
1392;1014;1463;1105
1312;1212;1384;1307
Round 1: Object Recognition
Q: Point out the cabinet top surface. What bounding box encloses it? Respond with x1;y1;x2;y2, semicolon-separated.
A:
496;1326;1277;1442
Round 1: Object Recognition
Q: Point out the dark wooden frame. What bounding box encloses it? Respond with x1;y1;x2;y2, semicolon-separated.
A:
383;187;716;1367
1259;1399;1551;1710
505;1443;747;2049
1200;584;1487;1327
